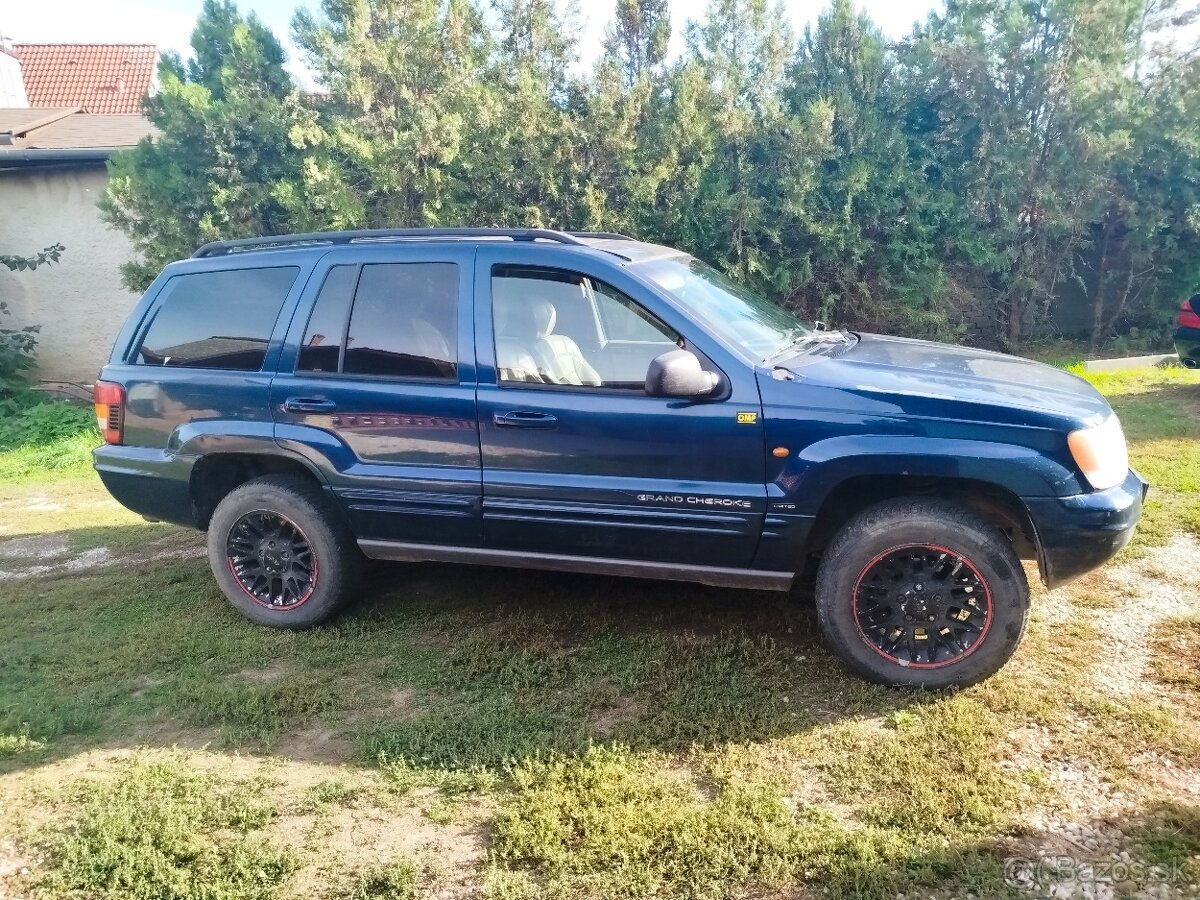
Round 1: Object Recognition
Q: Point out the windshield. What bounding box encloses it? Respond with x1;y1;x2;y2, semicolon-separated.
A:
638;256;810;360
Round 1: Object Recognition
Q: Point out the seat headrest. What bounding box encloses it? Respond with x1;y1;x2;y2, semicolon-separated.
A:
529;298;555;338
494;279;556;339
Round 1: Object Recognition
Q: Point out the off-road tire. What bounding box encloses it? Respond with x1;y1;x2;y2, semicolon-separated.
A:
815;498;1029;689
207;474;361;629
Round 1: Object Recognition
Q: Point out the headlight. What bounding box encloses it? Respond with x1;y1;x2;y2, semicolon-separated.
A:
1068;415;1128;491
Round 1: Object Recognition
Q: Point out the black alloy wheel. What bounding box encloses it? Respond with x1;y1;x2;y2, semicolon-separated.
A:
852;543;992;668
226;510;318;609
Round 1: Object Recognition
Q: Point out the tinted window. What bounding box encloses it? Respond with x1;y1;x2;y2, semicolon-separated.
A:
298;266;357;372
343;263;458;379
137;267;298;370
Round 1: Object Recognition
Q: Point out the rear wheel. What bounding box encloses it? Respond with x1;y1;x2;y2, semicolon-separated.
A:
815;498;1029;689
207;475;361;629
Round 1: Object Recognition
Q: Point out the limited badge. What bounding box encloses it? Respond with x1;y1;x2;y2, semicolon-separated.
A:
736;411;758;424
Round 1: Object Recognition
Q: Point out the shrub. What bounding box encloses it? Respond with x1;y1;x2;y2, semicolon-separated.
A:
0;725;44;758
0;301;39;410
0;401;96;451
1;243;62;407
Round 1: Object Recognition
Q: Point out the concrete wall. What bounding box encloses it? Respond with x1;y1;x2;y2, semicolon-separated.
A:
0;166;141;384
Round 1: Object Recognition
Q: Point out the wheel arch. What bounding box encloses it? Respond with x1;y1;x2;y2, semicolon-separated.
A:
801;473;1039;561
775;434;1067;583
190;451;330;530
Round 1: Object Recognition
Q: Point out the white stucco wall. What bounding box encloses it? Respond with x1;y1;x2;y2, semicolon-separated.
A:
0;167;141;384
0;50;28;107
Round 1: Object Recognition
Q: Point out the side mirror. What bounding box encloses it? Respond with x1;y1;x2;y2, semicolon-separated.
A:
645;350;720;399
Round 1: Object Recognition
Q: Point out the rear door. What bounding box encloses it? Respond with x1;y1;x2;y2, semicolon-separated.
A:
272;245;481;545
474;245;767;568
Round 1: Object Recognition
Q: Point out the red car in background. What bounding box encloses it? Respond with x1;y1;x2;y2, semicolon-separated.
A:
1177;294;1200;369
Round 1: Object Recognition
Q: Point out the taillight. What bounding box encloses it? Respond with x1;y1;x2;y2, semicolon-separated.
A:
93;381;125;445
1178;296;1200;329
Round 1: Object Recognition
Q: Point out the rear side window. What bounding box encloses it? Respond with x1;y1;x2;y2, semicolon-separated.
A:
298;266;357;372
297;263;459;380
136;267;299;371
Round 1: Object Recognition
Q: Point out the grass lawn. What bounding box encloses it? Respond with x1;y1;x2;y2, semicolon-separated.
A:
1;367;1199;899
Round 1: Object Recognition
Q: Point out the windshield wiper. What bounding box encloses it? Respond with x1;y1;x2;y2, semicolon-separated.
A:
764;329;850;363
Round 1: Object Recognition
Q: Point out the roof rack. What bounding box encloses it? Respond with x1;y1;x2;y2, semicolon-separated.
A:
566;231;637;241
192;227;636;259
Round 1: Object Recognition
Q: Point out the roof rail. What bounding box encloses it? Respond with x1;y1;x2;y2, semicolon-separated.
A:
567;231;637;241
191;227;609;259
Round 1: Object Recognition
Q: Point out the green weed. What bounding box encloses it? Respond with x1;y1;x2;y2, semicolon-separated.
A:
39;755;295;900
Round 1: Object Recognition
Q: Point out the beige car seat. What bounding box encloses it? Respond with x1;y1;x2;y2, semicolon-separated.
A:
411;317;452;362
494;281;602;386
527;299;602;386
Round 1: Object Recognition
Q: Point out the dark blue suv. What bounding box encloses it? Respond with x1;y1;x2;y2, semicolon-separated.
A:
93;229;1147;688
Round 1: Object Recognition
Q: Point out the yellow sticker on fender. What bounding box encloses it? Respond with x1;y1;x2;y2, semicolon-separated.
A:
736;412;758;424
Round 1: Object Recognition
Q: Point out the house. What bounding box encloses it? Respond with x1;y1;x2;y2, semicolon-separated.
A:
14;44;157;114
0;44;157;388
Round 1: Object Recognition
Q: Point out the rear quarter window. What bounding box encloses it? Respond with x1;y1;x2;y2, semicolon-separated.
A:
135;266;300;371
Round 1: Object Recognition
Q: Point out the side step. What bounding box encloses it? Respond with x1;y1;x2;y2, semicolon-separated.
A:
358;540;794;591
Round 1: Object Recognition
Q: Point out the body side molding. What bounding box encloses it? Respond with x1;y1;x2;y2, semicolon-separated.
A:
358;539;794;590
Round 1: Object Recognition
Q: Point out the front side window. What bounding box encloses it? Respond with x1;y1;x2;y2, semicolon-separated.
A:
297;262;459;380
492;266;679;390
136;266;299;370
594;280;675;343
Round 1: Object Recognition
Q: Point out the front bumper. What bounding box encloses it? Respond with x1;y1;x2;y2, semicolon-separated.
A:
1024;468;1148;588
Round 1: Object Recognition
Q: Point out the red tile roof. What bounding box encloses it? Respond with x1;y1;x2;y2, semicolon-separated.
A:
13;44;157;114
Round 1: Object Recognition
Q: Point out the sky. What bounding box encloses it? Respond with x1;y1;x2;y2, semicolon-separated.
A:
1;0;941;87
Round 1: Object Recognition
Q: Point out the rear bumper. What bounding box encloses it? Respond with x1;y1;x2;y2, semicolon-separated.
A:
1174;325;1200;368
93;445;200;528
1024;468;1147;588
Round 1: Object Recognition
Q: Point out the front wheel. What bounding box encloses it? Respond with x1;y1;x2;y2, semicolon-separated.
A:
207;475;361;629
815;499;1029;689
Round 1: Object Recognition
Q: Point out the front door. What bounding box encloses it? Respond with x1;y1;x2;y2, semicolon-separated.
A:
473;246;767;568
273;245;481;545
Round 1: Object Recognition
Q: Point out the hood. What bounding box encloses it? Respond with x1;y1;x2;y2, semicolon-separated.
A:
775;333;1112;425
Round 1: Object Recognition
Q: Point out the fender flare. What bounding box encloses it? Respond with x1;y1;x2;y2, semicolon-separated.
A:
781;435;1080;516
171;421;330;485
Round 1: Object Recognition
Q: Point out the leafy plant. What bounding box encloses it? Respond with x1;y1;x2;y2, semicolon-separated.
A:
0;401;97;451
40;756;295;900
0;725;44;758
0;243;63;407
0;244;64;273
0;311;38;405
346;861;421;900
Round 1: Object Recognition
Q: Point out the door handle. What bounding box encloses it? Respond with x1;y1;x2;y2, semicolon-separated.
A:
283;397;337;413
494;410;558;429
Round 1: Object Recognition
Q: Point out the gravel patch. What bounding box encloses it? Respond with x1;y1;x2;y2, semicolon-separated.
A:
0;535;70;561
63;547;113;571
0;543;204;582
0;838;37;900
1084;534;1200;696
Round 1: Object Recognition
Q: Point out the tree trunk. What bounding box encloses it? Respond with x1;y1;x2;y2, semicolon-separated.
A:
1089;212;1116;353
1006;292;1024;350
